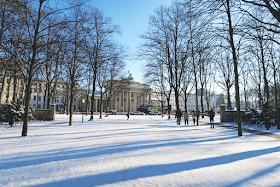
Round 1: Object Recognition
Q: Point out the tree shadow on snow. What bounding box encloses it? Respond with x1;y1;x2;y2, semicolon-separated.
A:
28;145;280;187
1;134;238;170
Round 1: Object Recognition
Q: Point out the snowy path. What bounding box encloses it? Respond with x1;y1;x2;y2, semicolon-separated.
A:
1;114;280;187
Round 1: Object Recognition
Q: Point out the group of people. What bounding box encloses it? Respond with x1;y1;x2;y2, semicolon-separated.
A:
175;108;216;128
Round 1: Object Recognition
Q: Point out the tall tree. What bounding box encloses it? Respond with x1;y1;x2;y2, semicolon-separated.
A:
214;50;234;110
21;0;75;136
205;0;243;135
64;1;87;125
84;7;120;120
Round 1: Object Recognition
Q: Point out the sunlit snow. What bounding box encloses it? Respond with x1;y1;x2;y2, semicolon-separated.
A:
1;114;280;187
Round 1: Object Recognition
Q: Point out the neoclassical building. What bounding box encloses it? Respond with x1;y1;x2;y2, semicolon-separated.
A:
109;81;152;113
77;81;152;113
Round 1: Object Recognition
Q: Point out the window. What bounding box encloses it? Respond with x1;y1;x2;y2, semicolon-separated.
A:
37;104;41;109
117;98;119;101
34;88;37;92
131;94;134;98
20;87;23;91
131;99;134;102
38;96;41;101
34;96;36;101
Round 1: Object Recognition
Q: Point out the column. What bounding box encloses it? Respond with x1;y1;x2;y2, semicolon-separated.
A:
127;91;130;112
115;94;118;112
95;99;97;113
137;92;139;108
122;91;124;112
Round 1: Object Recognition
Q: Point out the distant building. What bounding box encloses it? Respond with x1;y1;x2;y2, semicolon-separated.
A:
78;80;152;113
0;58;25;104
151;91;220;112
29;79;79;111
110;81;152;113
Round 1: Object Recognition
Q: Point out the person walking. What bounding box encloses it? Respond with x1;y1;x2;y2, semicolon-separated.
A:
183;110;189;125
127;112;130;120
176;109;182;125
192;110;196;125
208;108;216;128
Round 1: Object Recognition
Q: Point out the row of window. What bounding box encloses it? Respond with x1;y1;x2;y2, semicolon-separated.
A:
33;96;42;101
0;84;24;91
0;78;25;84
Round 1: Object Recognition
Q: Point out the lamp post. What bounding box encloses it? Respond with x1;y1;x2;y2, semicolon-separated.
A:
82;99;85;123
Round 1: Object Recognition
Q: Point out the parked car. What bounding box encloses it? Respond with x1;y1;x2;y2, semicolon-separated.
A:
137;107;152;114
108;110;118;115
130;111;145;115
149;111;159;115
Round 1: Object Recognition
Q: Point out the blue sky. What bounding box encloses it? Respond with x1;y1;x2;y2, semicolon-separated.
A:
91;0;173;83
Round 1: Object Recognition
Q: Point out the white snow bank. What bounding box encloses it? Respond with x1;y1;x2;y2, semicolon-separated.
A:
1;114;280;187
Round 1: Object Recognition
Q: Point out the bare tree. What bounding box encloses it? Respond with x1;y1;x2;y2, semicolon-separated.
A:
104;46;126;116
140;3;195;117
64;2;87;126
204;0;243;135
20;0;77;136
84;7;120;120
214;50;234;110
242;0;280;24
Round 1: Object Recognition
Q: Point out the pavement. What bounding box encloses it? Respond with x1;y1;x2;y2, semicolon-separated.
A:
215;123;280;139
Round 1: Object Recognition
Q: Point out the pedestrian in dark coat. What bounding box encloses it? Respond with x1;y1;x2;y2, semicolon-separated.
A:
127;112;130;120
208;108;216;128
176;109;182;125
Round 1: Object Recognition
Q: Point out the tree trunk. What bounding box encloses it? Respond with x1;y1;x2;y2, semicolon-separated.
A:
226;0;242;136
12;73;17;104
184;90;188;112
22;0;44;136
90;77;96;120
226;82;232;110
260;44;270;102
200;87;204;113
195;80;199;126
99;91;103;119
161;101;164;117
258;83;262;108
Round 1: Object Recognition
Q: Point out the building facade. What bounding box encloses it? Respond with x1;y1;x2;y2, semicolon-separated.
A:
109;81;152;113
29;79;79;111
151;91;220;112
0;59;25;104
77;81;153;113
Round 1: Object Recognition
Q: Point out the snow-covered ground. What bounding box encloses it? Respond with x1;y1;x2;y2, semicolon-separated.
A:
1;114;280;187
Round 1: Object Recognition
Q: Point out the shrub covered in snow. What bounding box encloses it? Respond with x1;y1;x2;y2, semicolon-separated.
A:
0;103;35;122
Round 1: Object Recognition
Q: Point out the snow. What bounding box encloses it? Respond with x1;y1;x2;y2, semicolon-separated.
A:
1;114;280;187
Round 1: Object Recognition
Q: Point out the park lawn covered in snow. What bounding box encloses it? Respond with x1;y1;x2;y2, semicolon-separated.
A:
1;114;280;187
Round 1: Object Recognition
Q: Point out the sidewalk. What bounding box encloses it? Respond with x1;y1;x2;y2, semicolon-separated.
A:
215;123;280;139
198;114;280;139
